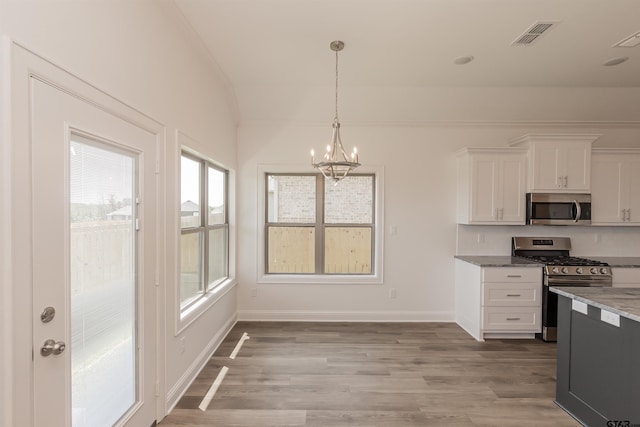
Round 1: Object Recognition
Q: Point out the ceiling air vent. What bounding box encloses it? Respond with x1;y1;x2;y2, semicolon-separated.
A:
512;21;559;46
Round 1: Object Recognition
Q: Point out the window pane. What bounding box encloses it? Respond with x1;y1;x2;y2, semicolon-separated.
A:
324;227;372;274
325;175;373;224
267;226;315;273
181;156;201;228
180;232;203;306
69;138;136;426
208;228;228;287
208;167;226;225
267;175;316;223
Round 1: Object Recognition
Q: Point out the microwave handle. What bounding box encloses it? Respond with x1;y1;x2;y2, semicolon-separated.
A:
574;200;581;223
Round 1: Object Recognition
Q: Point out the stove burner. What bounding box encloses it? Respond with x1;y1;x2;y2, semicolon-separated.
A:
518;255;608;267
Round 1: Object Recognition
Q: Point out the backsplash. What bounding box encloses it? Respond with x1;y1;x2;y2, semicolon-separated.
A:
456;224;640;257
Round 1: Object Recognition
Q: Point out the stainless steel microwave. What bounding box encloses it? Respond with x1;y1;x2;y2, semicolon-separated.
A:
526;193;591;225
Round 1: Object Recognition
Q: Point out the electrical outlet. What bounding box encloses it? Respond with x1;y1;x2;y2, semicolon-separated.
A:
389;288;397;299
178;336;186;354
250;288;257;297
477;233;485;243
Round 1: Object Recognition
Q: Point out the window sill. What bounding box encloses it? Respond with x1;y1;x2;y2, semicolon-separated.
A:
176;277;237;335
257;273;383;285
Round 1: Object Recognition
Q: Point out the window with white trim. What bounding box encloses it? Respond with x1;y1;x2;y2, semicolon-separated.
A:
265;173;375;275
180;152;228;309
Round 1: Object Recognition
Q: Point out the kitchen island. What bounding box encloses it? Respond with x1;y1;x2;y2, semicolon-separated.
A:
551;287;640;427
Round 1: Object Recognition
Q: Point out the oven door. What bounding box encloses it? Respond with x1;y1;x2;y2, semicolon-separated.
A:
542;274;611;341
526;193;591;225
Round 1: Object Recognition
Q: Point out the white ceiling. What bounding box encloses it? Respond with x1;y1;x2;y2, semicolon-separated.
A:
172;0;640;123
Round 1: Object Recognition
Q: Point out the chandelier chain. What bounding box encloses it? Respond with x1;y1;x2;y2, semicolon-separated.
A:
335;48;339;120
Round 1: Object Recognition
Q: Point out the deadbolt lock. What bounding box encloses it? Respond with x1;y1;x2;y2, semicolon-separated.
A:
40;339;66;357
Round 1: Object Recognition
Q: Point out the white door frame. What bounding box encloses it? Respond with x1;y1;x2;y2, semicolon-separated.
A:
3;38;166;427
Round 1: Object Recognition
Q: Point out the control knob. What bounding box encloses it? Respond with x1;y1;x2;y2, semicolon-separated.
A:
551;267;559;274
600;267;608;274
590;267;598;274
576;267;583;274
561;267;569;274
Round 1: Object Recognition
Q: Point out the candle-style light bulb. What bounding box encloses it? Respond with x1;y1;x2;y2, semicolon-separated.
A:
310;149;315;164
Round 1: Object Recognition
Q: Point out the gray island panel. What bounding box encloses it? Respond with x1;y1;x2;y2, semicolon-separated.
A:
554;291;640;426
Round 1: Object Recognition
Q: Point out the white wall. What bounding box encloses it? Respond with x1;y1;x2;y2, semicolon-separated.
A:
0;1;237;425
237;123;640;321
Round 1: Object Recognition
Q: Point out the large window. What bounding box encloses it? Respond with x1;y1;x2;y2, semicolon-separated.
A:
180;152;228;309
265;174;375;275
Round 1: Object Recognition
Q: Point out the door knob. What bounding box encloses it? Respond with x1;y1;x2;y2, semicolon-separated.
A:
40;339;66;357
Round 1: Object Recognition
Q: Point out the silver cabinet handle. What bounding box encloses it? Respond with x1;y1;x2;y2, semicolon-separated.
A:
506;294;521;297
500;208;504;220
622;209;627;221
627;209;631;222
507;275;522;278
564;175;569;187
506;317;521;321
573;200;581;223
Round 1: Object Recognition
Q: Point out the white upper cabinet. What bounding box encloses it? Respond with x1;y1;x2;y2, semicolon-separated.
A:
592;149;640;225
510;134;600;193
457;148;527;225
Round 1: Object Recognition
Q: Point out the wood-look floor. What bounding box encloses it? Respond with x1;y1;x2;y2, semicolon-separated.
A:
159;322;580;426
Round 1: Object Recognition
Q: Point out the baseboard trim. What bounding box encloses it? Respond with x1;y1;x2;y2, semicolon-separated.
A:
237;310;455;322
165;313;237;413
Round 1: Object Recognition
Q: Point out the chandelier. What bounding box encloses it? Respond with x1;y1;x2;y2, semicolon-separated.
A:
311;40;360;183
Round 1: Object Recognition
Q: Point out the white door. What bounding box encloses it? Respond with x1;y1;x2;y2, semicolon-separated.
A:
31;78;158;426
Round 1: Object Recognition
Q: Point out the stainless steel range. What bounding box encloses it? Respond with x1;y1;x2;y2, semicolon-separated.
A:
512;236;612;342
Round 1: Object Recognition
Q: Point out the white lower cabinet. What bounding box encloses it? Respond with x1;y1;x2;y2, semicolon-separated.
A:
612;268;640;288
455;260;542;341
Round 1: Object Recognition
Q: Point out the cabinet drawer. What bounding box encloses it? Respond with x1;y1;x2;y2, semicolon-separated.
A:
482;282;540;306
483;307;541;332
482;267;541;283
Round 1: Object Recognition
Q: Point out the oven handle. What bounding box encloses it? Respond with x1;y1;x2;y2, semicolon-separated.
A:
573;200;581;223
547;277;611;286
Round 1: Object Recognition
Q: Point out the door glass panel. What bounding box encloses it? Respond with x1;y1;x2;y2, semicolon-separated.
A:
69;136;136;426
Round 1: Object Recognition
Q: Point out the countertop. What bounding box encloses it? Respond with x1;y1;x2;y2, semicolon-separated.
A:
454;256;543;267
550;287;640;323
588;257;640;268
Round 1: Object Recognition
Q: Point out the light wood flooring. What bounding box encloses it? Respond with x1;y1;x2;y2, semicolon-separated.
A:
159;322;580;426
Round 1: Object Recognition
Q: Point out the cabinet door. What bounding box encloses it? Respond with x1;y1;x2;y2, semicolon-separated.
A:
629;158;640;224
500;156;526;223
592;157;624;224
470;157;498;222
565;144;591;191
532;144;562;191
